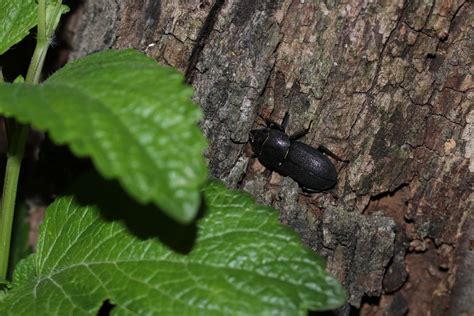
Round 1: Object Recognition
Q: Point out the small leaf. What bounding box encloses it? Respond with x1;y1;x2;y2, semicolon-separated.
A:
0;182;346;315
43;2;69;39
13;75;24;83
0;0;36;55
0;49;207;222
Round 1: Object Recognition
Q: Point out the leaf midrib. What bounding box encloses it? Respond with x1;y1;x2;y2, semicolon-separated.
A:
21;259;319;314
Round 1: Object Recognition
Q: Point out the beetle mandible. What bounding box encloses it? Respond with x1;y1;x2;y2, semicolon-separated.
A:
249;113;344;192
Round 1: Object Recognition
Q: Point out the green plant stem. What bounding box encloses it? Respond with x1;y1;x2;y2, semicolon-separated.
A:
0;129;29;279
0;0;53;280
25;39;49;84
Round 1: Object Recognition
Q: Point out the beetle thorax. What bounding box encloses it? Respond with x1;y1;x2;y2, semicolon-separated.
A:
250;128;290;161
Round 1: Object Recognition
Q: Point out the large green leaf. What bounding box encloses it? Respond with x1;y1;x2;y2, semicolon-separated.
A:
0;182;346;315
0;0;36;55
0;49;207;222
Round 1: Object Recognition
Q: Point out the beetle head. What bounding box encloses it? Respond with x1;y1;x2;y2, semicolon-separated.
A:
249;128;269;155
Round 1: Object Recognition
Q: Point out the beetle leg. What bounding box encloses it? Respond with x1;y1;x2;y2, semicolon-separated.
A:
300;186;321;194
290;120;313;140
230;136;248;144
281;112;289;131
317;145;349;162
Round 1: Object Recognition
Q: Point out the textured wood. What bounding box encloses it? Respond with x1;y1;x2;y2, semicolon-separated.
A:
67;0;473;314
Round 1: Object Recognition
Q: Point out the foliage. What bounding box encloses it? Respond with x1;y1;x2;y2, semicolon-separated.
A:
0;183;345;315
0;49;207;223
0;0;36;55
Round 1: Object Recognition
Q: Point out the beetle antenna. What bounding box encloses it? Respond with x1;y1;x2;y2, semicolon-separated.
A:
257;114;267;125
254;113;268;128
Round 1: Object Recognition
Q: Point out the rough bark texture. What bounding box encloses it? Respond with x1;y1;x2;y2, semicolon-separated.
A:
65;0;473;315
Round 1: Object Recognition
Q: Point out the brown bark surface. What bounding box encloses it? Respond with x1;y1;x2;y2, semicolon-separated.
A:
66;1;473;315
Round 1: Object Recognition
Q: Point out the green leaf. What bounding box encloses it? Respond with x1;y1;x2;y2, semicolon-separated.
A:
0;182;346;315
0;0;36;55
0;1;69;55
0;49;207;222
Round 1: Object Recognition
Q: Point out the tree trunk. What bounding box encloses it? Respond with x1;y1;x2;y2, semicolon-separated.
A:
65;1;473;315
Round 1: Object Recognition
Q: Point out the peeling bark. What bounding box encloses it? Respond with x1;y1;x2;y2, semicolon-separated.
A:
66;1;473;315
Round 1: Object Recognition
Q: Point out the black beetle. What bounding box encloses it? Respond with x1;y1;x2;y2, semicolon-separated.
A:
248;113;344;192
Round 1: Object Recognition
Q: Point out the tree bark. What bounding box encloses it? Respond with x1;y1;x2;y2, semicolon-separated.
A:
65;1;473;315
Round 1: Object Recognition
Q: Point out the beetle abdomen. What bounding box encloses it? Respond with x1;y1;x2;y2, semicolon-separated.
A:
278;141;337;191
